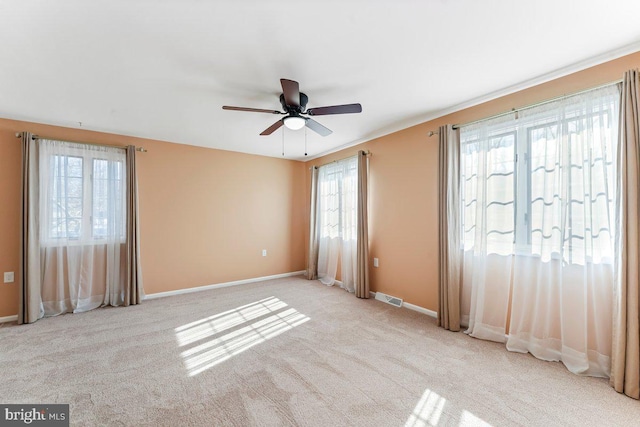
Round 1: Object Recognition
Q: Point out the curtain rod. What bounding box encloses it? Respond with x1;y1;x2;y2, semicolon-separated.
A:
15;132;147;152
310;150;370;170
427;78;622;136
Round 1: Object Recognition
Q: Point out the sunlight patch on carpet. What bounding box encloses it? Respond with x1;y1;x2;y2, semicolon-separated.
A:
459;410;492;427
176;297;310;376
405;388;493;427
175;296;288;346
405;388;446;426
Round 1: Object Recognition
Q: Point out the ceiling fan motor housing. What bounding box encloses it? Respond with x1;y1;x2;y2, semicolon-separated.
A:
280;92;308;114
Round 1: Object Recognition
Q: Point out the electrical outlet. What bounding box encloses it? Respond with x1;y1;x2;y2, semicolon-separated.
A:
373;258;379;268
262;249;267;257
4;272;14;283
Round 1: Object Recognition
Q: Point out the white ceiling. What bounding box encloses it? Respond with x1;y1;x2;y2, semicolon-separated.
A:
1;1;640;161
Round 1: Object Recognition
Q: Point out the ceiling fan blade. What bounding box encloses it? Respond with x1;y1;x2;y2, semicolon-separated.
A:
260;120;284;136
305;118;332;137
280;79;300;107
306;103;362;116
223;106;282;114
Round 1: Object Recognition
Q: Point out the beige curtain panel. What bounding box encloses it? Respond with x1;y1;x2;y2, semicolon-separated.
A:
125;145;144;305
306;166;319;280
437;124;461;331
611;69;640;399
355;150;370;299
19;132;42;324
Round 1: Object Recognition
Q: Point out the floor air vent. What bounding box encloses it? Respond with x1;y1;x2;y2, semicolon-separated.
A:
375;292;403;308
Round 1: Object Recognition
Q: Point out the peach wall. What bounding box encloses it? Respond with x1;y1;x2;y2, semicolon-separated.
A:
0;129;21;318
0;119;306;317
306;50;640;312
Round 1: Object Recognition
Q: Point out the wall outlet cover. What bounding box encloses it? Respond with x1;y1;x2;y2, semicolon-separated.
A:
3;272;14;283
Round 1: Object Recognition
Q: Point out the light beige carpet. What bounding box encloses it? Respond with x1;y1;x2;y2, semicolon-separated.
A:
1;276;638;426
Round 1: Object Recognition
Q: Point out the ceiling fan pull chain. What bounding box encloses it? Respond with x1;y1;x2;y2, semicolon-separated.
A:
282;126;285;156
305;126;308;156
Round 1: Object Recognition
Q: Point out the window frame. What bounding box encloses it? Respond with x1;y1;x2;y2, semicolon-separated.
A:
43;145;126;246
460;91;618;264
316;156;358;240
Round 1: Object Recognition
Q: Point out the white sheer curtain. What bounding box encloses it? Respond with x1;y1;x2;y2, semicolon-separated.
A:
507;86;619;377
316;155;358;292
460;115;515;342
460;85;620;377
39;139;127;315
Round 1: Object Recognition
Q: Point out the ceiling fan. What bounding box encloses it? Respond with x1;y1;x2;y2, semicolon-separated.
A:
222;78;362;137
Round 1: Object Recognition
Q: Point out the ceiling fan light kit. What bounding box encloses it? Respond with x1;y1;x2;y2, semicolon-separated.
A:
222;78;362;137
284;116;306;130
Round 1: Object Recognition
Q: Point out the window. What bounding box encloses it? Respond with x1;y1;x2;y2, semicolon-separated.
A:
461;128;516;256
92;158;125;239
49;155;84;240
317;156;358;240
315;154;360;290
41;140;126;244
460;86;619;264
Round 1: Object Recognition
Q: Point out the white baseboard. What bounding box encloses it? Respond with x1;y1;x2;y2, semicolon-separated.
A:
369;291;437;319
0;278;437;322
404;302;438;319
0;315;18;324
144;270;306;300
